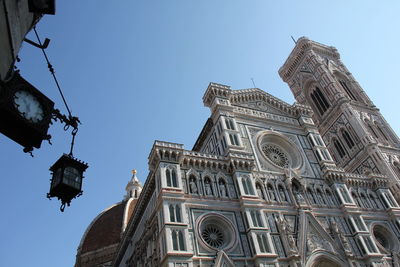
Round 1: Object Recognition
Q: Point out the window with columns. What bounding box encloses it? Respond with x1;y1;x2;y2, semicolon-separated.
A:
169;204;182;223
339;80;357;101
249;210;264;227
310;87;330;116
256;233;271;253
333;138;346;158
166;168;178;188
224;117;235;130
241;176;255;195
171;229;185;251
341;129;355;149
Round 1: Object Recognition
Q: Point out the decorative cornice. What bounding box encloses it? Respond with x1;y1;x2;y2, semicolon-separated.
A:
323;165;389;189
203;82;231;107
279;37;340;82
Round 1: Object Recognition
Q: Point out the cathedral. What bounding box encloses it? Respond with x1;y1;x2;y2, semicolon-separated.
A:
74;38;400;267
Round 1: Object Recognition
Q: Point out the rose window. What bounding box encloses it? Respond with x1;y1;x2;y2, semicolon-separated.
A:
262;144;289;168
201;224;224;248
197;213;237;251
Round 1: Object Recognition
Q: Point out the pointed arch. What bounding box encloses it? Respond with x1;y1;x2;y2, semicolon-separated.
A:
255;181;265;200
276;182;288;202
332;138;346;158
310;87;330;116
203;176;213;196
166;169;172;187
340;128;355;149
266;182;276;201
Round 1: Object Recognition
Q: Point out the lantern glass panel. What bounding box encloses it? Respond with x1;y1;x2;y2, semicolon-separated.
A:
51;168;63;188
63;167;81;190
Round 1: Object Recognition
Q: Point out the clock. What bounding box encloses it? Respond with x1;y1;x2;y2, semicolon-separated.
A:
13;90;44;123
0;72;54;150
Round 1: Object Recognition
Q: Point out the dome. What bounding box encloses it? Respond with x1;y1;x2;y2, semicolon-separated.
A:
80;199;137;254
75;171;142;267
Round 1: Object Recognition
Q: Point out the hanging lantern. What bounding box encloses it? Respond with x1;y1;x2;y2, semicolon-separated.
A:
48;154;88;211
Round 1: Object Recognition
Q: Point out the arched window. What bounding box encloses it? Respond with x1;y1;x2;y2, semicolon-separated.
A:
225;118;235;130
169;205;175;222
256;183;264;199
175;205;181;222
333;139;346;158
257;234;271;253
267;184;276;201
171;169;177;187
172;230;185;251
352;192;360;207
339;80;357;101
310;87;330;115
242;177;254;195
172;230;178;250
250;210;263;227
169;204;182;222
341;129;355;149
166;169;171;187
178;231;185;250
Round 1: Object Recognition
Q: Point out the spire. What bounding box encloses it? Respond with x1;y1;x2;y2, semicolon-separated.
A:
124;169;142;200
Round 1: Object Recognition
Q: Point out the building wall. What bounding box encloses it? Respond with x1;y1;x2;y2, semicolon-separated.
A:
113;40;400;267
0;0;40;81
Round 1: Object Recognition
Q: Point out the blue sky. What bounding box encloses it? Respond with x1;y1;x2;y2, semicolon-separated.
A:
1;1;400;266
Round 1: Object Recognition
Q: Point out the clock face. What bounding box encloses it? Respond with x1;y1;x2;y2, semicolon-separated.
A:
13;90;44;123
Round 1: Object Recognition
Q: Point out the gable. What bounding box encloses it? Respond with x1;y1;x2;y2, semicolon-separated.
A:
233;100;291;117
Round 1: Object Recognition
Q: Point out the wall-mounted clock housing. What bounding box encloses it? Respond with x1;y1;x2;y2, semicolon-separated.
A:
0;72;54;150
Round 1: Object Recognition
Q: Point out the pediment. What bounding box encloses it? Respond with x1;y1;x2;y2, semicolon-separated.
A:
229;89;296;118
234;100;291;117
214;250;235;267
298;212;346;264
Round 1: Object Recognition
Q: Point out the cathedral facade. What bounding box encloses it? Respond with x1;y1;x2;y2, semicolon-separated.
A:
75;38;400;267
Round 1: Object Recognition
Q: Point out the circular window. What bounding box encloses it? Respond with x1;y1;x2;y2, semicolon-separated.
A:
197;213;237;251
372;225;397;251
262;144;290;168
201;224;224;248
257;131;303;170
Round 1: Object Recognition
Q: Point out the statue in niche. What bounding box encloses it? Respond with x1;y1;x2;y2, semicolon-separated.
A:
189;177;198;194
204;178;212;195
256;183;264;199
278;186;287;201
267;185;276;201
293;185;305;204
278;216;298;254
219;180;227;197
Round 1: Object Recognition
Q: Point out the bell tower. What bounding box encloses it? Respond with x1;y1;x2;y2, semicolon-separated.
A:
279;37;400;199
